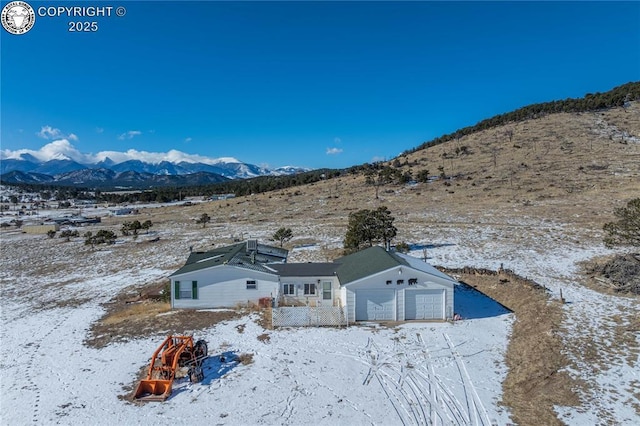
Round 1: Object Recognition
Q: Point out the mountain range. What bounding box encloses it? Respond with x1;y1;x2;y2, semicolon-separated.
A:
0;154;309;188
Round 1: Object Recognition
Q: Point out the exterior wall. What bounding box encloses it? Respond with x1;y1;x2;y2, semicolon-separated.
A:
279;275;342;307
397;288;405;321
345;265;455;321
345;286;355;323
171;265;279;309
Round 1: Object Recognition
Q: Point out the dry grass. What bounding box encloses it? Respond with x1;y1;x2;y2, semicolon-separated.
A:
257;333;271;343
11;102;638;420
85;296;241;348
457;272;582;426
99;301;171;326
237;353;254;365
259;307;273;330
130;105;640;274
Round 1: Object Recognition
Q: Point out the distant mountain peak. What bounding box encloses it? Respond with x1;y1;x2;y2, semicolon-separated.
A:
0;145;310;188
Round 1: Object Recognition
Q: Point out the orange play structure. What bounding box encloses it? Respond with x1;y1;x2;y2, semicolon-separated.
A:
134;335;208;402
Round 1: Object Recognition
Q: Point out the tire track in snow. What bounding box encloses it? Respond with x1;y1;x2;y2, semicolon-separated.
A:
415;333;469;425
361;337;451;425
362;338;416;424
360;332;499;426
444;333;493;426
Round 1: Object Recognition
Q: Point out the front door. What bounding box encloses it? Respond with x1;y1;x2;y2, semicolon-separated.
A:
322;281;332;301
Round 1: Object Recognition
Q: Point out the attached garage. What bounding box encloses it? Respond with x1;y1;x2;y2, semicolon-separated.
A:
355;289;396;321
337;246;457;323
405;289;445;320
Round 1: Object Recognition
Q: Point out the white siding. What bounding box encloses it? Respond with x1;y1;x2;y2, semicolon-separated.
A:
397;288;405;321
278;276;341;307
171;265;279;309
405;289;445;320
346;288;356;323
345;265;455;322
355;289;395;321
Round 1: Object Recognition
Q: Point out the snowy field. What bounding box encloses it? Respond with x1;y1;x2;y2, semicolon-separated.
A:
1;206;639;425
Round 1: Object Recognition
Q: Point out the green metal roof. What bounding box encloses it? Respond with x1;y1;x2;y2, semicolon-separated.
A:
170;243;246;276
170;242;288;277
334;246;409;285
269;263;340;277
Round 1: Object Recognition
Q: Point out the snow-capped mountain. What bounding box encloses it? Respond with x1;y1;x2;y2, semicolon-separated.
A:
0;152;309;184
0;142;311;188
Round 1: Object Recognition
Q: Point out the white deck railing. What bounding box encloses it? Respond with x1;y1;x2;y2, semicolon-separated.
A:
272;306;348;327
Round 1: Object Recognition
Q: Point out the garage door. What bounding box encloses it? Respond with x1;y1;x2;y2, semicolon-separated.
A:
356;289;396;321
405;289;444;320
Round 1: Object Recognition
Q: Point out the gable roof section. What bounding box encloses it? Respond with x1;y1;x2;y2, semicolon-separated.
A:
268;262;340;277
170;242;457;286
170;243;245;276
170;242;288;277
334;246;409;285
393;252;458;284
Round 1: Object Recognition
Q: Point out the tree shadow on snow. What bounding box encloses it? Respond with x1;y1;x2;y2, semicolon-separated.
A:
454;281;512;320
411;243;457;250
409;243;457;259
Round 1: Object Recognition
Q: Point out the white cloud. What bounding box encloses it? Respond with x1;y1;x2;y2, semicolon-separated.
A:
326;147;343;155
118;130;142;140
184;137;192;143
1;139;84;162
36;125;79;142
0;141;241;165
37;125;63;140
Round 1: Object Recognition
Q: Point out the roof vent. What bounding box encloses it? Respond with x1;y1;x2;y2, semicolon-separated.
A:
246;239;258;252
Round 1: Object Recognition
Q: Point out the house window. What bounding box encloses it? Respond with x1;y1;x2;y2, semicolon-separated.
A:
283;283;295;295
397;279;404;285
304;283;316;295
322;282;332;300
246;280;257;290
386;280;392;285
174;281;197;299
408;278;418;285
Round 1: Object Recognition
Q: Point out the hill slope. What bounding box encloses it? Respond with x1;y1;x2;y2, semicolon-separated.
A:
146;100;639;424
164;101;639;232
1;95;638;426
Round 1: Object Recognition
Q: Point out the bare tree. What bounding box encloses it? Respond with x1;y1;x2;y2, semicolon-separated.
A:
491;147;500;169
505;127;514;144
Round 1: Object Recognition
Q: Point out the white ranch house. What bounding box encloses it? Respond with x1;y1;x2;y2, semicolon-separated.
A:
170;241;456;321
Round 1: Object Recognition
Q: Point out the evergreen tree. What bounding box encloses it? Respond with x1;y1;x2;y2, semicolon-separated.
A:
344;206;397;254
196;213;211;228
272;227;293;247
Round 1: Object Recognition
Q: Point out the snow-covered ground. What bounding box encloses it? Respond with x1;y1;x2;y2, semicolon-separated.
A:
407;221;640;425
0;306;512;425
0;207;638;425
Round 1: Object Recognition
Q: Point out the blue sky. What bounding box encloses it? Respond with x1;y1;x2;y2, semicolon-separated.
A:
2;1;639;170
